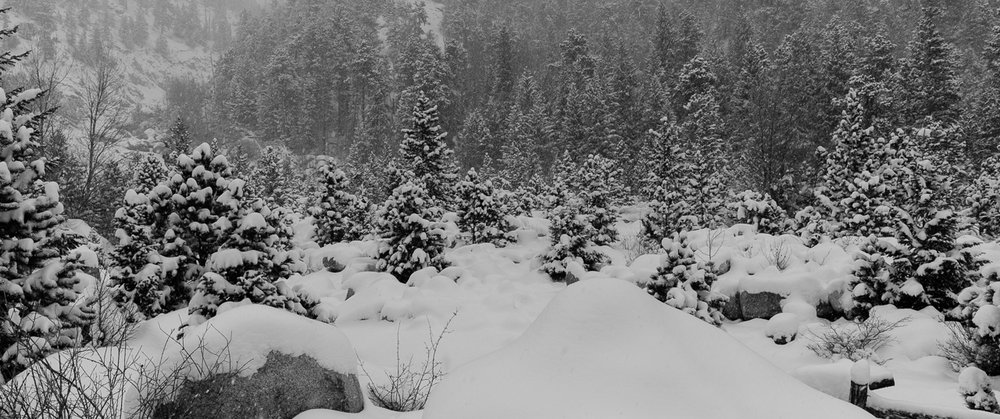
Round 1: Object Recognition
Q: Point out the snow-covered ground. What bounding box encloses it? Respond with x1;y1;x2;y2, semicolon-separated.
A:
19;218;1000;418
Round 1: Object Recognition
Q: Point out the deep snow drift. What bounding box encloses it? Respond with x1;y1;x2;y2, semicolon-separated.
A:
421;278;873;419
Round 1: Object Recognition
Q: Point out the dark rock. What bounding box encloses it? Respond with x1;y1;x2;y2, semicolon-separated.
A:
345;288;356;300
869;377;895;391
738;291;783;320
564;270;580;285
153;352;364;419
721;292;742;321
772;333;796;345
323;257;346;273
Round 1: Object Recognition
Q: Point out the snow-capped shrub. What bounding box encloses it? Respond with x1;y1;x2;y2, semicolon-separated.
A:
959;366;1000;413
312;160;368;245
455;168;511;246
727;190;789;235
645;232;727;326
374;179;449;283
766;313;800;345
540;193;609;282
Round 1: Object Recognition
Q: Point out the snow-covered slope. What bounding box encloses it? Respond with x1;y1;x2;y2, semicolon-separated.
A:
4;1;224;112
421;278;874;419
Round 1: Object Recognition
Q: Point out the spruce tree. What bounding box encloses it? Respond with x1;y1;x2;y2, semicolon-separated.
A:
164;117;191;158
646;232;726;325
455;168;510;246
400;92;459;205
312;160;367;245
131;153;169;194
374;178;449;283
187;201;308;326
540;193;609;282
246;146;296;208
727;190;789;235
110;143;242;318
0;18;95;379
574;154;623;246
969;149;1000;239
900;6;962;124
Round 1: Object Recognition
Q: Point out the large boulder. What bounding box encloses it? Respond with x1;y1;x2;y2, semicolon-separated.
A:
739;290;784;320
154;352;364;418
422;278;874;419
154;305;364;418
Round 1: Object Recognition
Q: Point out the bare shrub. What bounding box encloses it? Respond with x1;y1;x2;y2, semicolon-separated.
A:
763;238;792;271
616;232;662;264
0;321;243;419
940;322;1000;376
361;313;457;412
806;316;909;362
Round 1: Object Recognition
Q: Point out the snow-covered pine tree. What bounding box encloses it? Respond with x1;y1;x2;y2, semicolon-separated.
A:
455;168;510;246
847;237;911;319
574;154;622;246
646;232;727;325
969;148;1000;239
187;201;308;326
643;106;729;242
899;6;962;125
896;210;983;312
312;160;367;245
540;193;609;282
246;145;295;208
727;190;789;235
374;177;449;283
110;143;243;318
812;88;912;239
108;189;162;319
0;23;95;378
400;91;459;206
164;117;191;158
130;153;169;194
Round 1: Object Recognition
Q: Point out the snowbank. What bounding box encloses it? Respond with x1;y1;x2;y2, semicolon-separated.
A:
422;278;873;419
179;304;358;378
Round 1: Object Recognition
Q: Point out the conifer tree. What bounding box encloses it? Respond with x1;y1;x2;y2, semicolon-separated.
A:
108;189;161;320
374;178;449;283
164;117;191;158
646;232;726;325
312;160;367;245
187;202;308;326
540;193;608;282
110;143;242;318
900;6;962;125
574;154;623;246
246;146;296;208
455;168;510;246
400;92;459;205
969;149;1000;239
131;153;169;194
0;18;95;379
727;190;789;235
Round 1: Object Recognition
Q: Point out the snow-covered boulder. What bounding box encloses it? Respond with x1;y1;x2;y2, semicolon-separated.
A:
155;305;364;417
422;278;874;419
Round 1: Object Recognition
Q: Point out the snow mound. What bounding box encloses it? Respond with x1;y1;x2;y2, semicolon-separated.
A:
179;304;358;378
422;278;873;419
